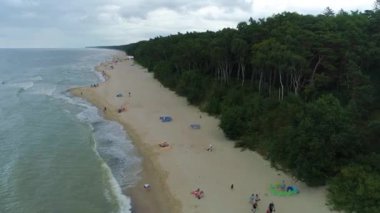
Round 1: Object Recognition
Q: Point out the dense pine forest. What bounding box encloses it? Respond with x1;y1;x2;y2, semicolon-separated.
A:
113;7;380;212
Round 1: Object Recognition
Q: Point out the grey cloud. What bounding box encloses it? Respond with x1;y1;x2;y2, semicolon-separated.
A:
0;0;374;48
118;0;252;19
0;0;251;37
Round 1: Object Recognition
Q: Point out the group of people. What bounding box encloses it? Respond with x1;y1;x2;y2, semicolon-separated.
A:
191;188;205;199
117;106;126;113
279;180;299;193
249;193;260;212
101;70;108;79
249;193;276;213
102;105;126;113
90;83;99;88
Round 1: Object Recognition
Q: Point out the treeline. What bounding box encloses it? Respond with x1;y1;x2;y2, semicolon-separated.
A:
117;8;380;212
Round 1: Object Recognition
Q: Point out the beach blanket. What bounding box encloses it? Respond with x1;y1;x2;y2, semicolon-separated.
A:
269;184;299;196
160;116;172;122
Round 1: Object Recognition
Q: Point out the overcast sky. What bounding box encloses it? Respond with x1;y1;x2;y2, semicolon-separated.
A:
0;0;375;48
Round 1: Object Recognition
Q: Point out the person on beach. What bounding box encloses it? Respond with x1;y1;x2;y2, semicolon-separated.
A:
159;141;169;148
249;194;256;204
230;184;234;190
207;144;213;152
191;188;204;199
267;202;275;213
250;193;261;211
191;188;200;196
252;201;258;213
144;184;151;191
197;190;204;199
103;107;107;112
255;194;260;202
128;92;131;97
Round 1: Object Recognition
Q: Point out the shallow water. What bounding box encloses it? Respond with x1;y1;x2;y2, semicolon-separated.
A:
0;48;141;213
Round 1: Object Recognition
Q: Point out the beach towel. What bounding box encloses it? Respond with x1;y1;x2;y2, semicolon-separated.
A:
190;124;201;129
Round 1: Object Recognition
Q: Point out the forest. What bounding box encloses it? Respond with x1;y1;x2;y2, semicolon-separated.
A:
112;6;380;213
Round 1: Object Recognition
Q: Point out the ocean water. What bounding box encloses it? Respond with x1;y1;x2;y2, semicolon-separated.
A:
0;49;141;213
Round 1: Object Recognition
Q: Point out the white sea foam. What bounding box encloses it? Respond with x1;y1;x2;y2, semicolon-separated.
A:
76;104;102;123
52;51;140;212
7;75;42;91
93;121;142;187
8;81;34;90
28;75;43;81
88;122;134;213
55;92;91;108
29;83;57;96
101;162;132;213
58;92;141;213
95;69;107;82
75;99;142;186
0;49;132;213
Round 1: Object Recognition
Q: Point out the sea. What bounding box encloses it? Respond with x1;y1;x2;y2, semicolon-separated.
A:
0;48;141;213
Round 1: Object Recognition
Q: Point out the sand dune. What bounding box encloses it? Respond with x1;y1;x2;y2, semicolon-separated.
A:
71;52;333;213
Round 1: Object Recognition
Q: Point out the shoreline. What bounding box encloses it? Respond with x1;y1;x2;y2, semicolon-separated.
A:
70;57;180;212
71;51;332;213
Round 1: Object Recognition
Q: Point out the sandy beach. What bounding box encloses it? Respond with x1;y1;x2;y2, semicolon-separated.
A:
71;52;333;213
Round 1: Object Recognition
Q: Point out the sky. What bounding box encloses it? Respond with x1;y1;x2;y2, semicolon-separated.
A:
0;0;376;48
